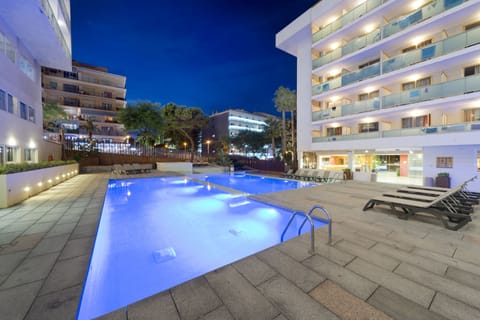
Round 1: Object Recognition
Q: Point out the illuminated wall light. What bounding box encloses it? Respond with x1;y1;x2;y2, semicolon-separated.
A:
37;182;43;187
330;96;340;102
364;86;375;93
62;174;66;178
329;68;341;76
24;186;30;192
7;137;17;146
363;24;375;34
326;16;338;25
330;42;340;50
28;141;36;149
48;179;53;183
67;173;70;176
56;176;60;180
411;0;423;10
409;74;421;82
411;36;425;46
410;110;422;117
127;191;131;197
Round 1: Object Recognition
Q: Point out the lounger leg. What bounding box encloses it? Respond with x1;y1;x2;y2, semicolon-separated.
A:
363;200;376;211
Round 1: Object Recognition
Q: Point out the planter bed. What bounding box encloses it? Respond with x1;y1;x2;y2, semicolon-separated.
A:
0;163;79;208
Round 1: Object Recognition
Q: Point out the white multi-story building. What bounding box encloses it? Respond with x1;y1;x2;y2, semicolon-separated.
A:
42;60;127;144
277;0;480;191
0;0;72;164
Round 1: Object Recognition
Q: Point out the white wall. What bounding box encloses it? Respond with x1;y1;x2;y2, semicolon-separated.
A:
423;145;480;192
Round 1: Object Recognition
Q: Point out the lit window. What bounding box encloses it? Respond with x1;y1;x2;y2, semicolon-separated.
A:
24;148;35;162
7;94;14;114
477;151;480;172
20;102;27;120
0;89;5;111
6;146;16;162
28;106;35;123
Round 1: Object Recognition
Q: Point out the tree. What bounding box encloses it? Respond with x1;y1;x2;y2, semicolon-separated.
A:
231;130;269;156
42;102;67;131
118;101;164;146
264;117;282;158
161;103;207;162
273;86;297;167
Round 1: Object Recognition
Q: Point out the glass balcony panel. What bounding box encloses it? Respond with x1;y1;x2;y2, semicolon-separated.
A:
466;27;480;47
443;33;466;53
465;75;480;93
342;63;380;86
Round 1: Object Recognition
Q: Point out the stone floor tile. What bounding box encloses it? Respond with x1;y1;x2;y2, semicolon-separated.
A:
205;265;278;320
23;221;55;235
37;213;63;223
368;287;448;320
430;292;480;320
59;237;94;260
127;291;180;320
171;276;222;320
1;252;59;289
412;247;480;276
56;214;81;225
334;240;400;271
346;258;435;308
40;254;89;295
70;223;98;240
258;247;325;292
371;242;448;276
0;250;29;284
30;233;70;257
293;234;356;266
445;266;480;291
1;221;35;234
24;285;82;320
94;308;127;320
387;232;456;256
303;255;377;300
0;232;43;254
46;222;77;238
76;214;99;227
331;224;378;248
276;236;316;261
233;255;277;286
258;275;338;320
394;262;480;309
310;280;392;320
199;306;233;320
0;280;43;320
454;246;480;265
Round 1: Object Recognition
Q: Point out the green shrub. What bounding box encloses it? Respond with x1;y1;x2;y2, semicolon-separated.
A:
0;160;77;175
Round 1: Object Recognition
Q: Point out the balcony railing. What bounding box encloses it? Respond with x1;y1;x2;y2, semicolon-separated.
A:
312;0;469;70
312;0;385;43
312;121;480;143
312;73;480;121
312;27;479;97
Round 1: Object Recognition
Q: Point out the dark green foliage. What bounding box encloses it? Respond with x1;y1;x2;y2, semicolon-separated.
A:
0;160;77;174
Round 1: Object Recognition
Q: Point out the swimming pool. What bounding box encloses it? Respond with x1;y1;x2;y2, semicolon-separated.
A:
192;172;317;194
77;175;323;319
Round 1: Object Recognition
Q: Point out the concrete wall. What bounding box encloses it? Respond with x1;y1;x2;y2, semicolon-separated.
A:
423;145;480;192
0;163;79;208
157;162;192;174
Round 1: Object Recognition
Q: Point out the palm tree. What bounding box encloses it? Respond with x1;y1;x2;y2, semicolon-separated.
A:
264;117;282;158
273;86;297;164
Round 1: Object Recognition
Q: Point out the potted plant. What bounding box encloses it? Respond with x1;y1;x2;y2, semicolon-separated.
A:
435;172;450;188
343;168;352;180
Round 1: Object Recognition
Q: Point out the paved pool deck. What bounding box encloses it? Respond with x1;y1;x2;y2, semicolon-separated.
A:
0;171;479;320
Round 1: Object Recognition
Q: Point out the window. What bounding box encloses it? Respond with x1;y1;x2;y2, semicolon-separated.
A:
0;89;5;111
5;38;15;63
464;65;480;77
19;55;34;80
7;94;14;113
63;84;79;93
402;115;429;128
0;32;5;55
63;71;78;80
327;127;342;136
20;102;27;120
103;91;113;98
402;77;431;90
477;151;480;172
6;146;16;162
102;103;112;110
0;145;3;166
359;58;380;69
359;122;379;133
64;97;79;107
358;90;379;101
24;148;35;162
402;39;432;53
49;81;57;89
28;106;35;123
465;108;480;122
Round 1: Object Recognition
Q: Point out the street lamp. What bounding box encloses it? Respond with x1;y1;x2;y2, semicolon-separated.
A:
206;140;211;156
183;142;187;160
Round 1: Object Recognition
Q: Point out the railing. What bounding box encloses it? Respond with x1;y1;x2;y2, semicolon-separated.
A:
312;121;480;143
312;0;385;43
312;73;480;120
312;0;470;70
281;205;332;254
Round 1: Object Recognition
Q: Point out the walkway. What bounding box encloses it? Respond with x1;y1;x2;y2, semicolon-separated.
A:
0;172;479;319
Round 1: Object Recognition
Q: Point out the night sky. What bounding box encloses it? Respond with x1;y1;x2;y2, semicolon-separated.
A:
70;0;318;115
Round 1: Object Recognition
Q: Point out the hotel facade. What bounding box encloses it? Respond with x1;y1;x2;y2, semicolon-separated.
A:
277;0;480;191
0;0;71;164
42;61;127;144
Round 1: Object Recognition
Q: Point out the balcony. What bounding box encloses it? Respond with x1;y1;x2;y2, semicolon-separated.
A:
312;0;470;70
312;0;385;43
312;121;480;143
312;73;480;121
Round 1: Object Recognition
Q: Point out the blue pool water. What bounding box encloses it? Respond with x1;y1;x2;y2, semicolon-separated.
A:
77;175;323;319
193;172;316;194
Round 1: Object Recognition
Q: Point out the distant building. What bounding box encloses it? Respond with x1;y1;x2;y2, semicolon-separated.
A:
42;60;127;144
277;0;480;190
203;109;277;155
0;0;72;164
